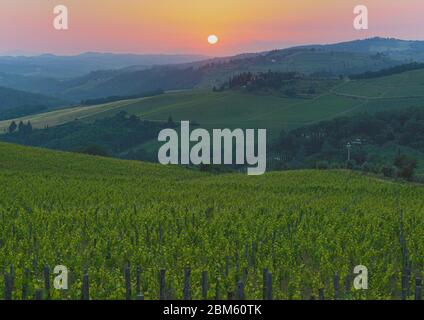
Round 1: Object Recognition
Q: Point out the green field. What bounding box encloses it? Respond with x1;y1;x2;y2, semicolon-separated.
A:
334;69;424;98
0;90;391;139
3;68;424;140
0;97;149;134
0;142;423;299
196;49;400;88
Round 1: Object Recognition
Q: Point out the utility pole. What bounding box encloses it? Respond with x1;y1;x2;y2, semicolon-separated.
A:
346;142;352;162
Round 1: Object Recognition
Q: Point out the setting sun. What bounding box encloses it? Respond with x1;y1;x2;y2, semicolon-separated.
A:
208;35;219;45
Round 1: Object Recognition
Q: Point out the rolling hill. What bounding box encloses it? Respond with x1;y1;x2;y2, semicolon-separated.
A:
0;53;209;78
302;37;424;62
0;38;415;102
45;49;401;101
3;67;424;136
57;37;424;100
0;141;423;299
0;89;359;136
0;86;68;121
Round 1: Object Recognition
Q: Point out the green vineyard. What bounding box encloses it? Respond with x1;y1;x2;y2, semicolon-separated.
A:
0;142;423;300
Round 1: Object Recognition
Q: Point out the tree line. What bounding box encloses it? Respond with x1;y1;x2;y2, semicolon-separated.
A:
350;62;424;80
213;71;332;98
80;89;164;106
7;121;33;135
2;112;174;161
271;107;424;180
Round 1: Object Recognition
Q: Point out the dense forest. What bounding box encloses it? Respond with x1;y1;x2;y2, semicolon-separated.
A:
271;108;424;180
0;104;49;121
1;111;173;161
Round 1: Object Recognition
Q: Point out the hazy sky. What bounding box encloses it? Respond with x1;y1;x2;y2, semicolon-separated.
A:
1;0;423;56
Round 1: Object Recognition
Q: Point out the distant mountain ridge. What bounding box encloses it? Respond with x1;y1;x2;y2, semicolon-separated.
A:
2;37;424;102
50;38;408;100
304;37;424;51
300;37;424;61
0;53;209;78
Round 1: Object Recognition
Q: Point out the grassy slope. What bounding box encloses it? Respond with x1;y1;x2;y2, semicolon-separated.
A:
196;50;400;87
0;142;423;299
2;66;424;172
0;86;67;116
334;69;424;98
0;90;369;138
0;97;149;133
3;68;424;136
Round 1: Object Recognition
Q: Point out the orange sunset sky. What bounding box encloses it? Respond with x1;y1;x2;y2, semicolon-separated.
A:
1;0;423;56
